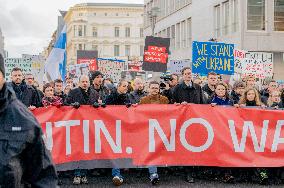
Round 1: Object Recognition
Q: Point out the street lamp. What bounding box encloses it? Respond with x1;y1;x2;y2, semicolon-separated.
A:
147;7;160;36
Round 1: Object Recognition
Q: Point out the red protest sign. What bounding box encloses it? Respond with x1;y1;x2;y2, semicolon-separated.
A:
33;105;284;170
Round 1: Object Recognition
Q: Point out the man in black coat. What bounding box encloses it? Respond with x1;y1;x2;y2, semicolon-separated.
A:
65;75;99;106
25;73;44;106
8;67;41;109
128;78;147;104
64;74;99;185
202;72;218;98
89;71;109;103
172;67;205;105
0;54;58;187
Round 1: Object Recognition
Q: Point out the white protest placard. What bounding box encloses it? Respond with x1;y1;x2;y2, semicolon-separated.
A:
169;59;191;74
242;52;273;79
234;49;246;74
97;58;126;83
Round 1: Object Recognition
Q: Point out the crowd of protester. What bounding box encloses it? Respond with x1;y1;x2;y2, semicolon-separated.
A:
6;66;284;186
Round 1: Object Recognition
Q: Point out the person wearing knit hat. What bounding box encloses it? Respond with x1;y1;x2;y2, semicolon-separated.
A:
89;70;108;102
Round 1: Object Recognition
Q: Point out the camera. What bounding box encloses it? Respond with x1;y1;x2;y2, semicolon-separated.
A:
160;72;173;90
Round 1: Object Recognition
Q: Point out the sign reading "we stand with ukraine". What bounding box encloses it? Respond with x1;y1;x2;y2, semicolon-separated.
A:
192;41;235;75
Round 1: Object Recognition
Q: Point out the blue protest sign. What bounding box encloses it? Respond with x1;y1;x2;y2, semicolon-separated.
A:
192;41;235;75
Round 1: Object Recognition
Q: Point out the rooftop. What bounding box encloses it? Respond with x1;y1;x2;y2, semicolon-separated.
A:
74;3;144;8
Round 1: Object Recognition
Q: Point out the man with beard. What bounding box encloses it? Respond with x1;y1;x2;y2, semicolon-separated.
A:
8;67;41;110
0;54;58;187
128;78;147;104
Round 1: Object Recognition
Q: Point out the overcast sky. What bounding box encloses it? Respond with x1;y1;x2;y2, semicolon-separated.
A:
0;0;143;58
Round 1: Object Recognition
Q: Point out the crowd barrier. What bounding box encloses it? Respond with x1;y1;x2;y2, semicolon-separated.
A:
33;104;284;171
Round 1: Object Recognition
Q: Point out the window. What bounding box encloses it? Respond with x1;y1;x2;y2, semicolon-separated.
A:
73;25;77;37
92;44;98;51
274;0;284;31
78;44;83;50
78;25;83;37
125;27;131;37
125;45;131;56
105;13;107;16
127;13;129;16
247;0;266;30
79;13;83;16
115;27;120;37
181;20;186;48
92;27;98;37
176;23;181;49
140;45;144;56
215;5;221;37
187;18;192;47
140;28;144;37
84;26;86;37
94;13;96;16
232;0;239;32
114;45;120;56
167;27;171;38
116;13;119;16
223;1;230;35
171;25;175;49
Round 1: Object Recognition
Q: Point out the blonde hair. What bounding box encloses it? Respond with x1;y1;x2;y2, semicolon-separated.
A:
239;87;262;106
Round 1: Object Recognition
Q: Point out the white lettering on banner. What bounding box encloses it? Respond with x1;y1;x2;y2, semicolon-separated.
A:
94;120;122;154
180;118;214;152
149;119;176;152
43;122;53;151
83;120;90;154
228;120;269;152
272;120;284;152
55;120;80;155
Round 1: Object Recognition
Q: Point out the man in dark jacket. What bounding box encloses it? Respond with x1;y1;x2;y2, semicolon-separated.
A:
54;79;67;102
128;78;147;104
89;71;109;103
65;75;99;106
161;73;179;104
261;80;278;105
172;67;205;105
65;75;99;185
25;73;44;106
172;67;205;183
8;67;41;109
105;80;130;186
0;54;58;187
202;72;218;98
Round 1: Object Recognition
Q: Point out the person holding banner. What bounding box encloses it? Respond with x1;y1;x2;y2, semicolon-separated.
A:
0;54;58;187
129;78;147;104
210;82;233;106
172;67;205;183
54;79;67;102
230;81;245;104
65;75;99;185
42;83;63;107
105;80;131;186
89;71;109;103
202;72;218;99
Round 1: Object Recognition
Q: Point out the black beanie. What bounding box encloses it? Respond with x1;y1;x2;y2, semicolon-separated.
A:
89;70;103;82
0;54;4;77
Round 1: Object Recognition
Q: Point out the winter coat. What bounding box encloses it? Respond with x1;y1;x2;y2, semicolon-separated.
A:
8;81;41;107
128;90;147;104
91;85;109;102
65;87;99;105
42;96;63;107
202;84;215;98
172;81;205;104
230;90;241;104
139;94;169;104
105;91;130;105
210;95;233;106
55;91;67;102
0;83;58;187
161;87;175;104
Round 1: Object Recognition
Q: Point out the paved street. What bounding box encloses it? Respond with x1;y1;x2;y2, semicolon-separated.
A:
60;169;283;188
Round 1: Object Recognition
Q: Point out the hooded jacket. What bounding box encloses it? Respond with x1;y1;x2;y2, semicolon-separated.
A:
0;83;58;187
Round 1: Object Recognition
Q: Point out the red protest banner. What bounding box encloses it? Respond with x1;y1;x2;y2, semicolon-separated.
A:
33;104;284;170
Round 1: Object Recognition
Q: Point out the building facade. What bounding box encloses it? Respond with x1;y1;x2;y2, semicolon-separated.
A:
0;28;5;58
64;3;144;65
144;0;284;79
